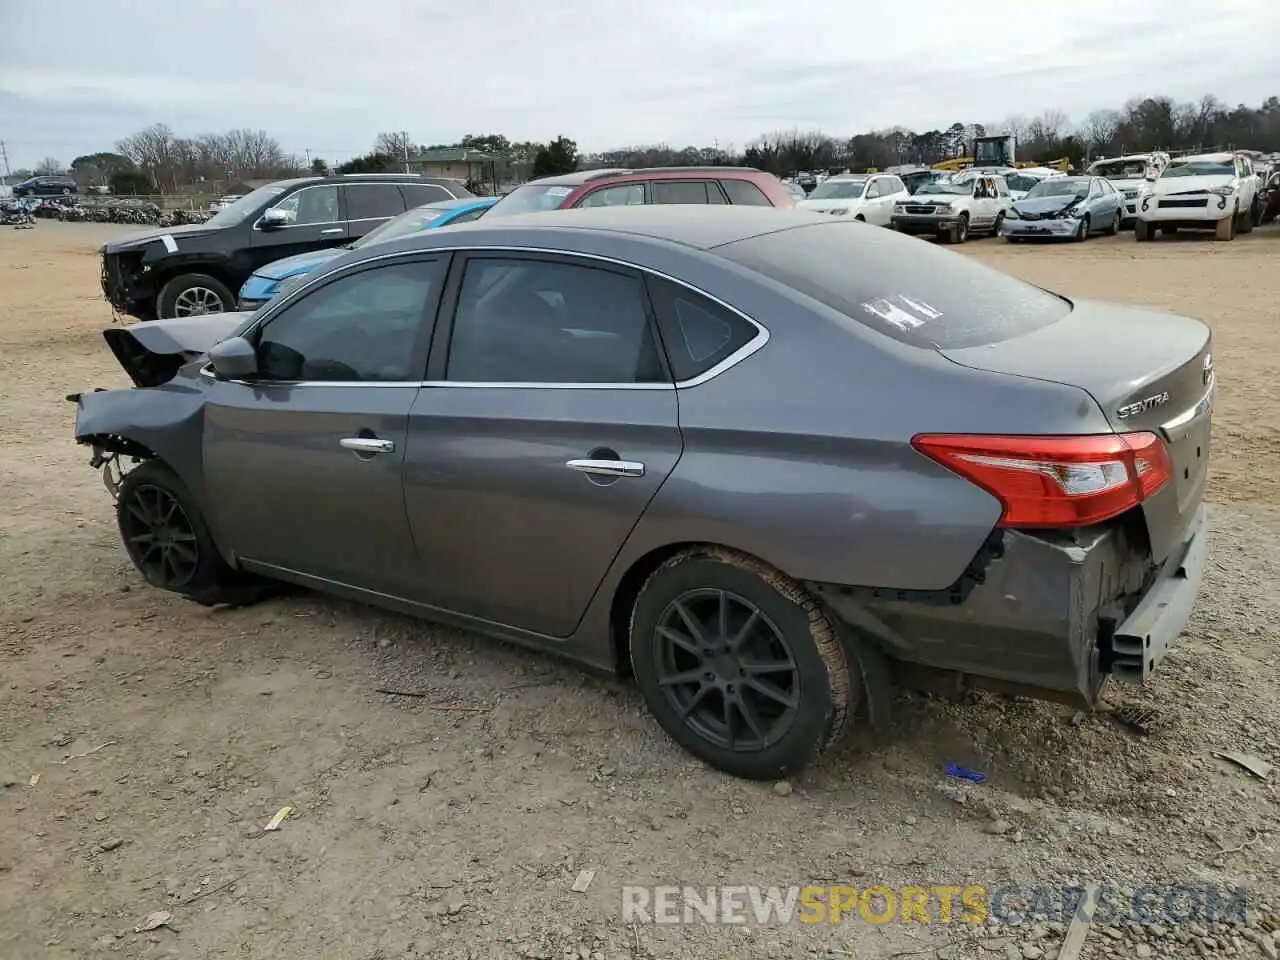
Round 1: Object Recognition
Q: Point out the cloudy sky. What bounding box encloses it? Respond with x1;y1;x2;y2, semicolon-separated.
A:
1;0;1277;169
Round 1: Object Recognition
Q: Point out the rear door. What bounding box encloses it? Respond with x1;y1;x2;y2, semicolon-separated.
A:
202;254;448;593
343;183;408;240
402;252;683;636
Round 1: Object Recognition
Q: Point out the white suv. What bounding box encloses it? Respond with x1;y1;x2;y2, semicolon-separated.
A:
890;173;1011;243
1135;152;1259;241
796;173;909;226
1087;152;1168;226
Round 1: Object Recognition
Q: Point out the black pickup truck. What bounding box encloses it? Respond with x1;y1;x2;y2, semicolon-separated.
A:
100;174;472;320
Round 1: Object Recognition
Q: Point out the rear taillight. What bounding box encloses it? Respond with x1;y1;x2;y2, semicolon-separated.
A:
911;433;1172;528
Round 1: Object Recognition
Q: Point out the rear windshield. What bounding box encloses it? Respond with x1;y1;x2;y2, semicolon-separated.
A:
716;221;1070;349
486;182;574;217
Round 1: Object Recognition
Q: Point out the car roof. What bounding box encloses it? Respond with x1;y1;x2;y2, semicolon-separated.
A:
374;205;824;253
1174;152;1235;163
524;167;767;188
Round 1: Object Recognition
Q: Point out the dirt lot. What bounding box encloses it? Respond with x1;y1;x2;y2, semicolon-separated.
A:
1;222;1277;960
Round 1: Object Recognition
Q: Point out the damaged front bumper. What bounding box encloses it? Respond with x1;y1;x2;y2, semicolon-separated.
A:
808;505;1209;707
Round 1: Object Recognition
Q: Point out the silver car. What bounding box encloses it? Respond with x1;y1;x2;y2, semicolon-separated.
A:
72;206;1212;780
1002;176;1124;241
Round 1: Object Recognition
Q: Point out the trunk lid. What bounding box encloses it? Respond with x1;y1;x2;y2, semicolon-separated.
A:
941;299;1213;560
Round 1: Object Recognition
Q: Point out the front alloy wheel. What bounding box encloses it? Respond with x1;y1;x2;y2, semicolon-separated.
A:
118;482;200;589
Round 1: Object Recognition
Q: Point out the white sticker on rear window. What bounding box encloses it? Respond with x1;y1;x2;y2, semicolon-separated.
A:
861;296;939;331
158;234;178;254
544;186;572;197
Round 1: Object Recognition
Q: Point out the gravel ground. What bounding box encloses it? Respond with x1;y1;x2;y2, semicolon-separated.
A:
1;221;1277;960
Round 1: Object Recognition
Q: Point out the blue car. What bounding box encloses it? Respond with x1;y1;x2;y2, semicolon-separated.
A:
999;176;1124;242
237;196;496;309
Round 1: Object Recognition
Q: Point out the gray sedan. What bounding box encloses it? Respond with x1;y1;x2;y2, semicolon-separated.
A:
72;206;1212;780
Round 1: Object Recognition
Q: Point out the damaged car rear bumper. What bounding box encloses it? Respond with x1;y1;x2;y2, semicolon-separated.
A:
807;505;1209;707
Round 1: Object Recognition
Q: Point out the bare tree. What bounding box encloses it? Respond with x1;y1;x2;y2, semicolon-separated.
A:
989;115;1030;144
374;132;412;160
1027;109;1070;145
116;123;180;191
1082;109;1120;149
35;157;64;175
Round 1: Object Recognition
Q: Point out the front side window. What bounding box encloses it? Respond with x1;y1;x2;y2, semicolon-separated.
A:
255;259;443;382
577;184;645;208
269;185;340;225
445;257;665;383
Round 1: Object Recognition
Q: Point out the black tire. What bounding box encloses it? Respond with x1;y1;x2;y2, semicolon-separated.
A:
629;548;854;780
1134;220;1153;242
949;213;969;244
116;461;265;606
155;273;234;320
854;214;866;222
1237;204;1254;235
1074;216;1090;241
991;212;1005;236
1105;211;1121;236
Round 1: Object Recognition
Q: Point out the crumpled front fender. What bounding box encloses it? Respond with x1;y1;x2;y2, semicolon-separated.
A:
71;377;209;507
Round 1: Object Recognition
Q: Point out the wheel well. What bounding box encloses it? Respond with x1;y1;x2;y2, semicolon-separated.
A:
609;541;782;676
154;263;236;300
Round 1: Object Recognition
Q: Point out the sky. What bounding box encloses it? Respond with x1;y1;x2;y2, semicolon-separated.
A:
1;0;1277;171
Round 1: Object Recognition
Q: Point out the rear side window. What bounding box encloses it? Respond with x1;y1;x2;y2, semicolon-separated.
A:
716;221;1069;350
346;184;407;221
647;277;758;381
402;184;455;207
651;181;716;204
720;179;772;206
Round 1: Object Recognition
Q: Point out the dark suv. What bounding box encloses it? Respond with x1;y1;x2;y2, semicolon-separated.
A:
484;167;795;217
14;174;78;197
100;174;472;320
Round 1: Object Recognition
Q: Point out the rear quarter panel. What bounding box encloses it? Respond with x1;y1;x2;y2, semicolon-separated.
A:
608;257;1114;592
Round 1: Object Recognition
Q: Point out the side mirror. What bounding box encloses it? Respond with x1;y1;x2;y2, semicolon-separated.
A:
259;208;289;229
208;336;259;380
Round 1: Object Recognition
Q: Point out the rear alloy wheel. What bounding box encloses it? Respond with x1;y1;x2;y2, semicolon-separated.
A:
630;549;854;780
1074;216;1090;241
117;461;267;606
156;273;234;319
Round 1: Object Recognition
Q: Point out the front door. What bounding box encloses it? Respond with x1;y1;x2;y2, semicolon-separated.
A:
402;253;683;637
247;183;349;274
202;254;449;592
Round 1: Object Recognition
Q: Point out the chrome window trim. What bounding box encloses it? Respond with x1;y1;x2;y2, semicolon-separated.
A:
211;244;769;391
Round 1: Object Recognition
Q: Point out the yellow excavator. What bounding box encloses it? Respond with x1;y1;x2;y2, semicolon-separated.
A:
930;137;1074;174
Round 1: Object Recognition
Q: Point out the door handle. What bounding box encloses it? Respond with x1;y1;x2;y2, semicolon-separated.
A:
566;458;645;478
320;227;344;236
340;437;395;455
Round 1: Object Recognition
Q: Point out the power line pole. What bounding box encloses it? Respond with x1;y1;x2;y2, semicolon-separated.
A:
402;131;411;173
0;140;11;180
